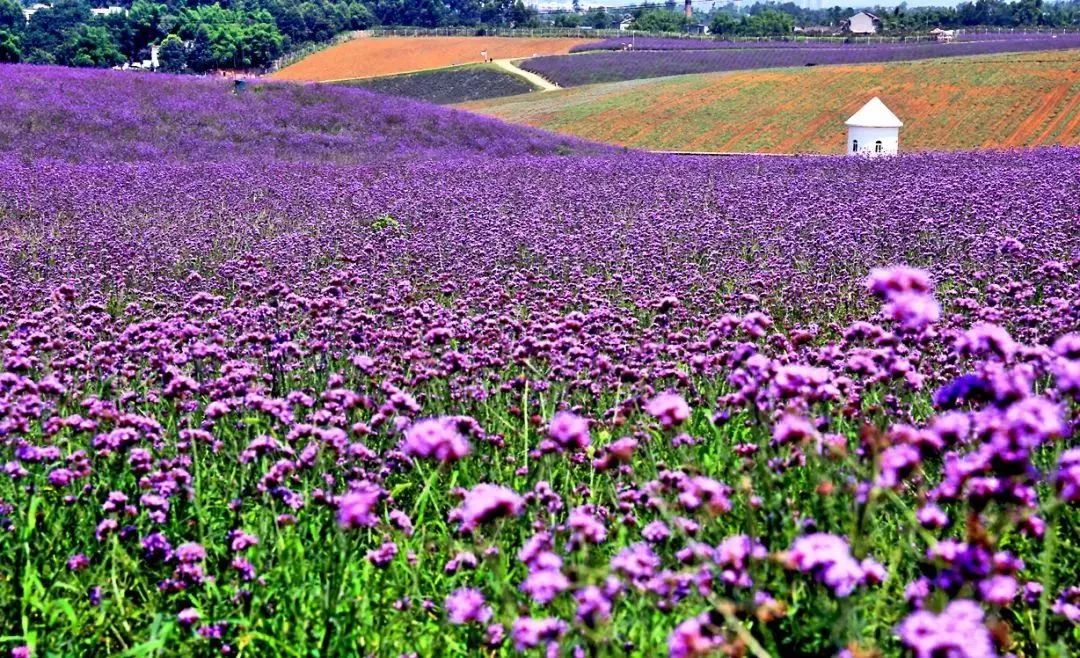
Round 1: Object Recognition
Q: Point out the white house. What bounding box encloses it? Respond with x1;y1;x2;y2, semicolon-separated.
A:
90;6;125;16
843;11;881;34
845;97;902;157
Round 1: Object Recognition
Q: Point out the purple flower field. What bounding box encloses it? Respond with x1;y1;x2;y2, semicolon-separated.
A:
570;36;931;52
0;65;608;163
571;31;1080;53
526;33;1080;86
1;64;1079;657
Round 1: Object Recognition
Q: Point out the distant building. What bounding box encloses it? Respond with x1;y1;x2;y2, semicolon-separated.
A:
842;11;881;35
929;27;955;42
90;6;125;16
686;23;709;35
22;3;50;21
618;16;634;30
845;97;902;157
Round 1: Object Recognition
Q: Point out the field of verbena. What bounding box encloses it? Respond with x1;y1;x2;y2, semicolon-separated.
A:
1;66;1079;657
571;33;1080;53
523;34;1080;86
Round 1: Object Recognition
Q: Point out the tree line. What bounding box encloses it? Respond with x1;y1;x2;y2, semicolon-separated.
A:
0;0;1076;71
0;0;545;69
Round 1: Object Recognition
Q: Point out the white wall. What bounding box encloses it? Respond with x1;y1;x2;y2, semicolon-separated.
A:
847;126;899;157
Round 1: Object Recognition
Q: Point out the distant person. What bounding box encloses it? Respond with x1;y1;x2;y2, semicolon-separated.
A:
480;49;489;62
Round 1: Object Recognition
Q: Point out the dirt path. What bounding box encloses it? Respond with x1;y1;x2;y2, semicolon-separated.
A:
494;59;560;92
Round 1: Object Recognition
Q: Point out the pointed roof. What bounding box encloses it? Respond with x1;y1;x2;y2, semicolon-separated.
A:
845;97;903;128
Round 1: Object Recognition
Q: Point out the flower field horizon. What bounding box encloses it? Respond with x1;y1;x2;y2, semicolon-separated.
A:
521;34;1080;87
0;64;1079;657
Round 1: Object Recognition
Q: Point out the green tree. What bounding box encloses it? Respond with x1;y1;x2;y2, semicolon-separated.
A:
158;33;185;72
241;21;283;68
187;24;214;72
0;28;20;62
632;9;689;32
128;0;167;55
97;11;135;61
742;9;794;35
709;11;739;35
55;23;124;67
24;0;90;54
348;2;375;29
509;0;537;27
584;7;609;28
0;0;22;32
1013;0;1043;24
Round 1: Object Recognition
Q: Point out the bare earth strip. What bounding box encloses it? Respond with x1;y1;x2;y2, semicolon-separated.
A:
271;36;597;82
459;50;1080;154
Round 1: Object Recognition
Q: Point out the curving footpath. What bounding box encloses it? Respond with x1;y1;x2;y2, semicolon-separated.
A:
494;58;560;92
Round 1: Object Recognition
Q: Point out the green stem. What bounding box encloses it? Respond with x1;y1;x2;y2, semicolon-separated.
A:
1036;501;1060;657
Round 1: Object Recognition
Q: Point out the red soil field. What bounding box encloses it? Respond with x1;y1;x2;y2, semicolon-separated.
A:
271;36;597;82
462;51;1080;154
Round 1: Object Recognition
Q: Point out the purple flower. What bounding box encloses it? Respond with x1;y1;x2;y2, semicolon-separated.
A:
445;588;492;625
1052;586;1080;623
337;482;383;529
521;568;570;604
668;612;723;658
574;585;612;626
511;616;567;650
646;392;691;428
916;504;949;529
1056;448;1080;503
978;575;1017;606
178;607;201;626
449;484;524;533
67;554;90;571
788;534;880;597
402;418;471;462
960;324;1017;361
772;414;818;446
867;266;933;298
896;600;998;658
366;541;398;568
642;520;671;543
175;542;206;563
547;412;590;452
884;292;941;330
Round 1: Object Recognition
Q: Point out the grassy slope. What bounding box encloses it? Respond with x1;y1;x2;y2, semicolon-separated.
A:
460;50;1080;154
340;63;538;105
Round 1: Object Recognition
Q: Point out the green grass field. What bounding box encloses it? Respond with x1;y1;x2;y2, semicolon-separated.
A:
340;64;538;105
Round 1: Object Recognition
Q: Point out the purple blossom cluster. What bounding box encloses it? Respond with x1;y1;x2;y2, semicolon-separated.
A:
0;66;1078;656
524;32;1080;86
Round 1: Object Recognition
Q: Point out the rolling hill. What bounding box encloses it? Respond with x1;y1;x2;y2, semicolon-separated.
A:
0;64;610;163
461;50;1080;154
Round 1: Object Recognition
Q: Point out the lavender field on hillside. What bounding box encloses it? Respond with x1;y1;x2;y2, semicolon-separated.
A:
0;65;607;162
0;64;1078;657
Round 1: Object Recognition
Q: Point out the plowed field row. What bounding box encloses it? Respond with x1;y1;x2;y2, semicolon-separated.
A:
271;36;596;82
